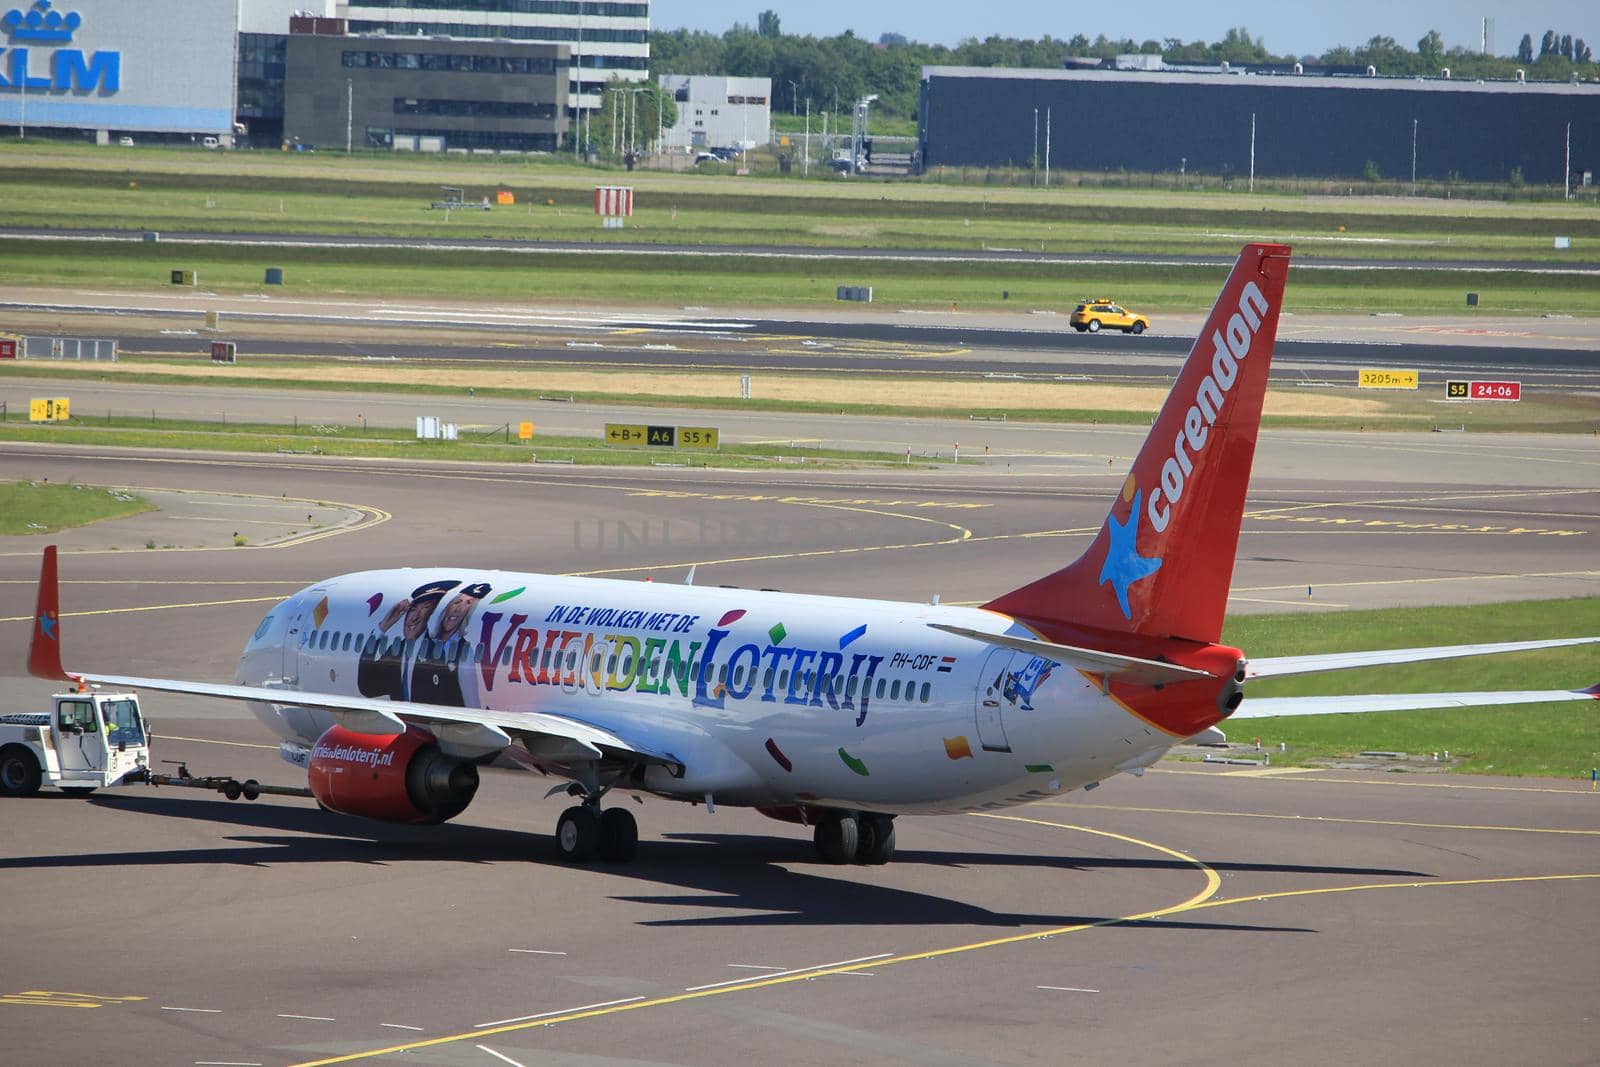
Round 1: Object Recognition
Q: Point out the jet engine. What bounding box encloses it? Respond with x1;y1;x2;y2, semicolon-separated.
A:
307;724;479;825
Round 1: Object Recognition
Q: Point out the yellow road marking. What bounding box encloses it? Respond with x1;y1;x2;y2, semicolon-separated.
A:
1152;767;1600;795
1230;568;1600;596
0;990;146;1009
1218;767;1324;777
0;482;389;557
157;734;279;750
1049;800;1600;834
285;818;1217;1067
1228;596;1351;608
0;595;284;625
1186;872;1600;912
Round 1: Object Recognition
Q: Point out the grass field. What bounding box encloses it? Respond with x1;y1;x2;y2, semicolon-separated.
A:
1222;598;1600;778
0;413;938;469
1;143;1597;316
0;480;153;535
4;237;1596;316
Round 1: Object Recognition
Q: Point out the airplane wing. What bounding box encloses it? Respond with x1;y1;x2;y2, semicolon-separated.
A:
27;548;681;772
1246;637;1600;680
1232;685;1598;720
927;622;1216;686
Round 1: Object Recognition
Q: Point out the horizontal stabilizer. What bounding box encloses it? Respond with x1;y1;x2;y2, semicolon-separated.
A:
928;623;1216;686
1246;637;1600;680
1232;686;1598;720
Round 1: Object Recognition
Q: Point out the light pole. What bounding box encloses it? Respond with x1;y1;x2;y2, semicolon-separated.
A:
1411;118;1418;192
628;86;645;156
1248;111;1257;193
573;7;582;160
788;80;797;117
804;98;810;177
345;77;353;154
1032;107;1038;185
1044;106;1051;187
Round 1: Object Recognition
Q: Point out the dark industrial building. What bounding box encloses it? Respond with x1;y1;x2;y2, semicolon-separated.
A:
919;66;1600;184
283;22;568;152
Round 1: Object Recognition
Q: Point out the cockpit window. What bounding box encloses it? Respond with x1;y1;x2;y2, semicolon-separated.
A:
252;614;275;642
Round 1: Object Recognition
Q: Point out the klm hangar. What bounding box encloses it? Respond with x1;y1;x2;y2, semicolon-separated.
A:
0;0;238;142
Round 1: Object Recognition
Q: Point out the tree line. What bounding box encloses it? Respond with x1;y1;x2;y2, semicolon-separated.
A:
650;15;1600;120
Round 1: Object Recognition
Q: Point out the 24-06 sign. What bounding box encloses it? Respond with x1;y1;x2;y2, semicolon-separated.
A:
1446;380;1521;402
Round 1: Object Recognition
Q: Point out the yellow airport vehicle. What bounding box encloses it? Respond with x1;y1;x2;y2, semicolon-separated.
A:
1070;299;1151;335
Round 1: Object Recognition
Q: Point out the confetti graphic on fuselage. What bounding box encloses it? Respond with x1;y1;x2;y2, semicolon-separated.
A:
764;737;793;772
838;624;867;649
837;747;870;777
366;592;383;615
718;608;747;627
490;586;525;604
943;736;974;760
312;596;329;628
768;621;787;645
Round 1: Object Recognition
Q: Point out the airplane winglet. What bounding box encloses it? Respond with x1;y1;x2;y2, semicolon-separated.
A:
28;545;71;682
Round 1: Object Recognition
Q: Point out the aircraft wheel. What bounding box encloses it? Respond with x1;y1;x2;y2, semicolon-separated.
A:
556;805;600;862
0;746;42;797
1087;319;1101;332
598;807;639;863
61;786;98;797
856;814;896;865
813;811;859;864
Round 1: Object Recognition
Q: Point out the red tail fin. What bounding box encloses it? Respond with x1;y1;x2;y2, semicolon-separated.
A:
28;545;70;681
985;243;1292;644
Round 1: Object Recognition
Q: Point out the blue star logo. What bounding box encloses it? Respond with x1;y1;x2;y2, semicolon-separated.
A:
1099;489;1163;620
39;611;58;641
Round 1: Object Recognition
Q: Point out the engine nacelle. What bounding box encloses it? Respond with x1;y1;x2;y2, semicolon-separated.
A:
307;724;479;825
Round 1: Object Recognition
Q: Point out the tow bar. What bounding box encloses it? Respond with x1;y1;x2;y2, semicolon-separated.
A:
134;760;314;801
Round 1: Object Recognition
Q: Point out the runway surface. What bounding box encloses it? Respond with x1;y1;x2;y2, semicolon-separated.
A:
5;224;1598;274
5;289;1600;386
1;439;1597;1065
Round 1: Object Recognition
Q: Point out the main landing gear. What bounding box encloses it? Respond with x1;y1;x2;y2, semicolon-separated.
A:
814;810;895;865
552;782;638;864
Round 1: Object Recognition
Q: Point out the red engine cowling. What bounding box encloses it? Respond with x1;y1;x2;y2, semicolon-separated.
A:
307;724;479;825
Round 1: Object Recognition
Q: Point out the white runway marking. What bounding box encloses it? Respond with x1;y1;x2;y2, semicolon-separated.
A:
506;949;566;955
380;1023;424;1031
277;1013;335;1021
161;1006;222;1013
475;996;645;1028
684;952;893;992
725;963;785;970
476;1046;528;1067
1039;986;1101;993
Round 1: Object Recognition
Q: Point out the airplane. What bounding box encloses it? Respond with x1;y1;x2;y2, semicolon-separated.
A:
25;243;1599;865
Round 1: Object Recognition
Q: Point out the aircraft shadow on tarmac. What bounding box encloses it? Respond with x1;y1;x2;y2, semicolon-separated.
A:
0;794;1430;934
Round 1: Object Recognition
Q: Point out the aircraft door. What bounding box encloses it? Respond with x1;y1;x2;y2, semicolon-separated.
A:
974;648;1014;753
282;589;326;687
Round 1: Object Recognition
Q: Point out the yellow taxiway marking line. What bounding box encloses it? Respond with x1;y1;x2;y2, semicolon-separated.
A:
0;990;146;1009
1052;800;1600;835
1151;766;1600;795
0;483;389;557
1230;568;1600;596
1228;596;1351;608
0;579;304;585
1185;872;1600;912
1218;767;1325;778
286;819;1218;1067
158;734;279;751
0;595;284;625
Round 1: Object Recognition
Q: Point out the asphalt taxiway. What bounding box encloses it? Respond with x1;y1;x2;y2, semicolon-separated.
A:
1;433;1597;1065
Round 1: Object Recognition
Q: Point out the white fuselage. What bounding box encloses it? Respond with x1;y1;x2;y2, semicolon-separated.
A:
236;570;1174;814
